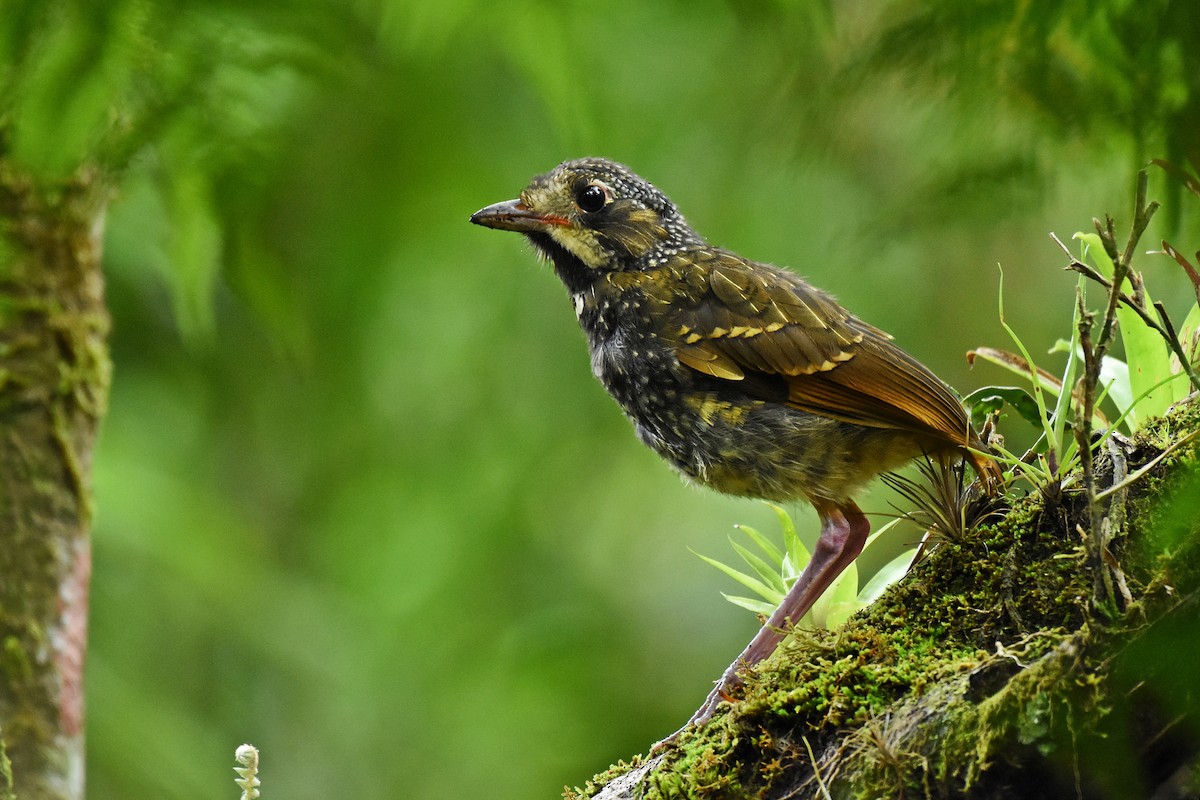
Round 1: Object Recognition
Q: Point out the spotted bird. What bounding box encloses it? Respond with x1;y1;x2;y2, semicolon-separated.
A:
470;157;997;731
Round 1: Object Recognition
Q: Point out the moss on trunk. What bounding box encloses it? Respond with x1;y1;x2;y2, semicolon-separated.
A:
0;159;111;800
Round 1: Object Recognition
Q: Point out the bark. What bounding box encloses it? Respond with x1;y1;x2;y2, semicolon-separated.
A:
0;159;111;800
572;402;1200;800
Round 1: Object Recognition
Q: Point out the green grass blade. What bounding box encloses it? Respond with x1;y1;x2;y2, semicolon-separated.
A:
997;265;1057;479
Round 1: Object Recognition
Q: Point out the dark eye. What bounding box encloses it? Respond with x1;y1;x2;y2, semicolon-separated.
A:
575;182;609;213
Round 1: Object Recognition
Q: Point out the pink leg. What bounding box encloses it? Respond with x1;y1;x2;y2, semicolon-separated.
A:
685;500;870;727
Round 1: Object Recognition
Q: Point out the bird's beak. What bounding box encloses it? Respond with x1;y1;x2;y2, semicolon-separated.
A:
470;199;570;232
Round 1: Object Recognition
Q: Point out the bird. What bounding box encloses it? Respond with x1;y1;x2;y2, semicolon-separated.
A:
469;157;998;731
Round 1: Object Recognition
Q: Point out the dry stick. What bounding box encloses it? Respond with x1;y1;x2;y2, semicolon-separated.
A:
1095;171;1159;369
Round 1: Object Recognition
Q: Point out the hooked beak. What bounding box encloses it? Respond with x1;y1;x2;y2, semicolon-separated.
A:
469;199;570;232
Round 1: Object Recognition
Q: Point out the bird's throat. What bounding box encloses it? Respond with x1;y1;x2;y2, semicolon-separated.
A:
525;231;600;296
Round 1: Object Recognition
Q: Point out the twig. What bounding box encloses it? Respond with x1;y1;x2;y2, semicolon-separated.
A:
1053;231;1200;394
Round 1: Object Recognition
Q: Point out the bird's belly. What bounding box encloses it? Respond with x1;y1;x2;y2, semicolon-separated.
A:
585;323;921;503
590;334;922;503
657;399;925;503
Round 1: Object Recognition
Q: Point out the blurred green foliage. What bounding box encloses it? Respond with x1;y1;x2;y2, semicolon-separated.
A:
3;1;1199;797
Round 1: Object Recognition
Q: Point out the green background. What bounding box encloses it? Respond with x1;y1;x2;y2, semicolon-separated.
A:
4;2;1198;798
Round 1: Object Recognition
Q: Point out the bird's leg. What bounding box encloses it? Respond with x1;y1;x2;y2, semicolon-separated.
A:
685;500;870;727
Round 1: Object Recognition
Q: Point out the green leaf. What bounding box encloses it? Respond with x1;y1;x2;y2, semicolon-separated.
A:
721;593;777;617
962;386;1044;429
810;561;858;629
822;600;862;631
732;523;784;569
692;550;781;604
1050;274;1084;456
995;266;1055;454
1074;232;1107;264
859;548;914;606
1117;294;1175;427
728;538;788;594
765;503;810;578
771;504;797;542
857;518;905;561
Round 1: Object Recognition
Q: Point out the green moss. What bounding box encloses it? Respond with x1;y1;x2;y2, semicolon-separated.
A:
564;759;644;800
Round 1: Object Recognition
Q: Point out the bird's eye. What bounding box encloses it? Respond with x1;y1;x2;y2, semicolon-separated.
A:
575;182;610;213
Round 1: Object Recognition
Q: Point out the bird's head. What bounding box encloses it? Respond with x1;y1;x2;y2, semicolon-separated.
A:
470;158;703;289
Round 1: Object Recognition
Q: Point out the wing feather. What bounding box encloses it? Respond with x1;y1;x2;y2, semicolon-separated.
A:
662;251;973;448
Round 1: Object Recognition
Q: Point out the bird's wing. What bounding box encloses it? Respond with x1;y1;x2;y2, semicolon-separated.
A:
663;250;972;445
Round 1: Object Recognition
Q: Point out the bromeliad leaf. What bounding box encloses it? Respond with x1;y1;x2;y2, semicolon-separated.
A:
809;561;859;629
728;537;789;595
722;593;777;617
859;549;916;606
692;550;781;604
732;523;785;569
962;385;1044;430
766;502;806;577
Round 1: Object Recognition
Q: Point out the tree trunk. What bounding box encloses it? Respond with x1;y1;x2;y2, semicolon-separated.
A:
0;160;110;800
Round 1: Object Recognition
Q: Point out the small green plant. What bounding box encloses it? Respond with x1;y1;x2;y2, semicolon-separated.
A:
695;503;914;630
965;167;1200;614
881;454;1000;547
965;173;1200;497
964;265;1091;493
234;744;260;800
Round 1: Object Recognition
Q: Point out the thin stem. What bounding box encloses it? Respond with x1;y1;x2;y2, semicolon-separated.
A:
1055;240;1200;394
1057;170;1162;617
1074;289;1113;614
